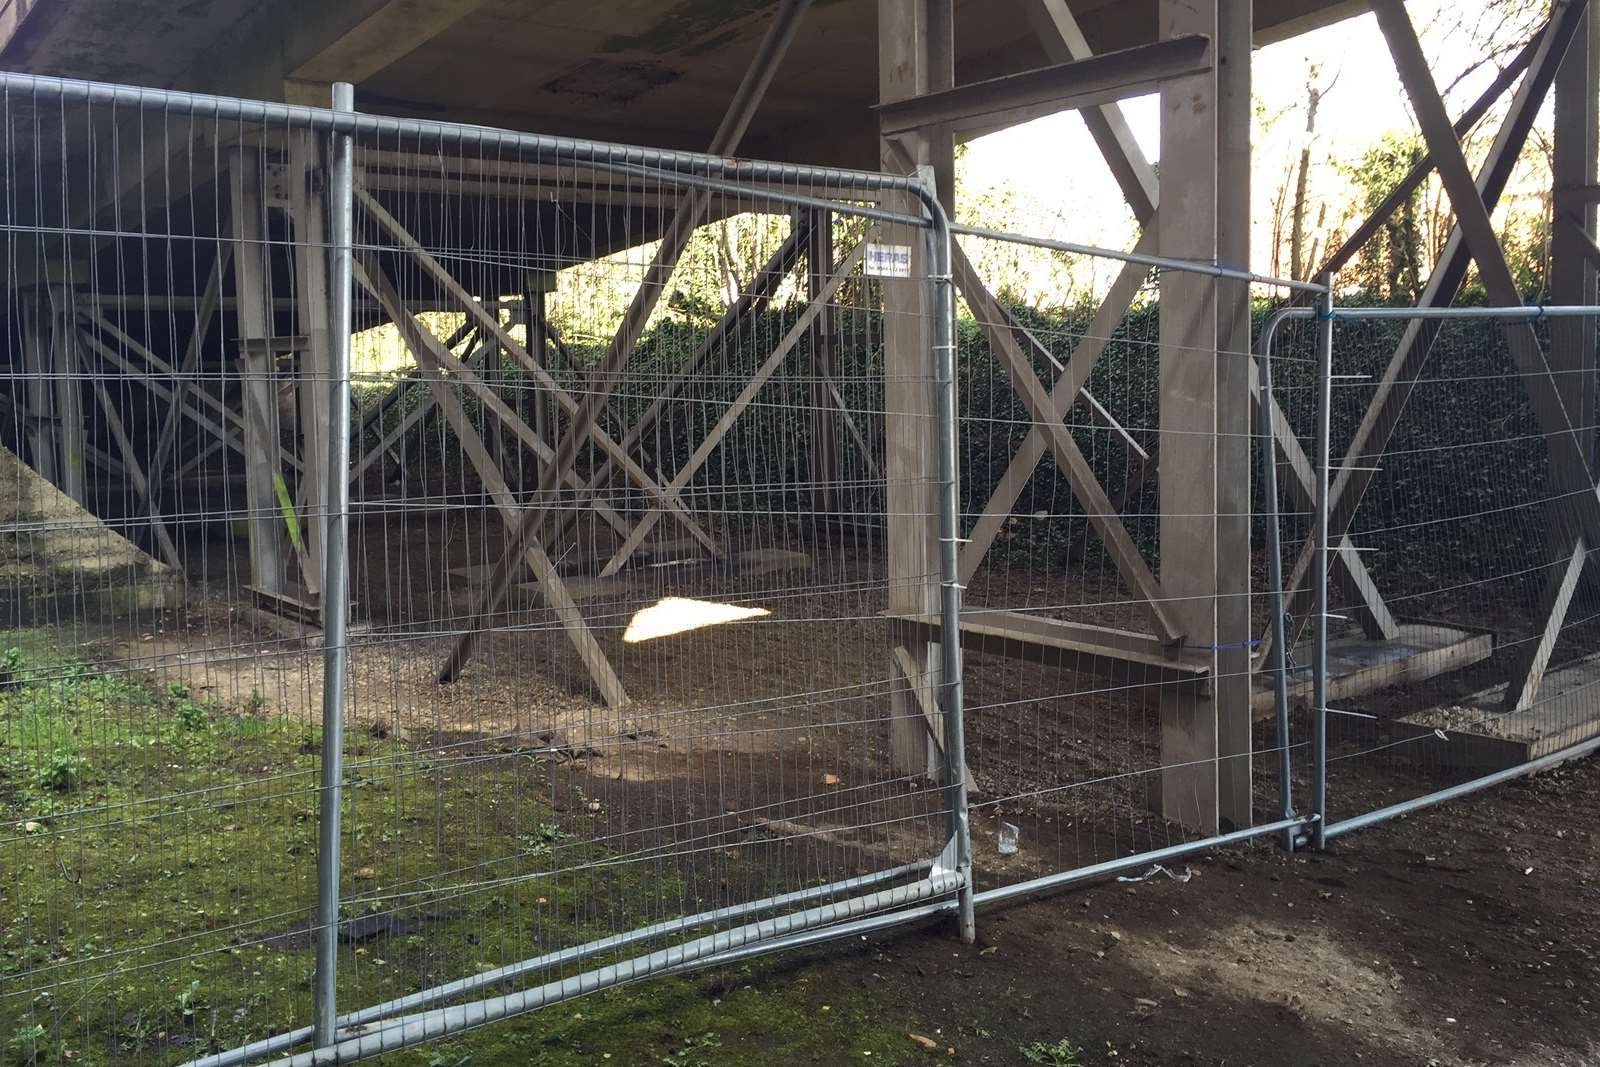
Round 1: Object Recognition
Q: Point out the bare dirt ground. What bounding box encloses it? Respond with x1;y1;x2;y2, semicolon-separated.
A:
86;519;1600;1066
713;754;1600;1066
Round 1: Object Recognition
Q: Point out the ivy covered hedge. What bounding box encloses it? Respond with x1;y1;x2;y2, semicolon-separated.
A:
354;291;1569;598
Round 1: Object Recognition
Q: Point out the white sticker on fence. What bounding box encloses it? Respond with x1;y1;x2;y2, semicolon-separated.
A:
865;243;912;278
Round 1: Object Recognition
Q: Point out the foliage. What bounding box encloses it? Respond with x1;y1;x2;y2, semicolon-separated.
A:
1343;133;1426;302
1020;1037;1084;1066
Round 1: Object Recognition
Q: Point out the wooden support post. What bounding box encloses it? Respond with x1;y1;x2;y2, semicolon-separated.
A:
230;147;289;598
522;272;557;491
48;286;88;505
1155;0;1252;835
879;0;952;780
808;209;841;518
289;133;331;598
1504;0;1598;711
1551;1;1599;478
1212;0;1253;825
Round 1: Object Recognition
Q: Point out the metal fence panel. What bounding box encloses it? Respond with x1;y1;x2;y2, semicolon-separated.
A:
0;74;968;1067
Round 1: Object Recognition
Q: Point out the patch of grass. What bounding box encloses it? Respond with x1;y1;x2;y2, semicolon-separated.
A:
0;637;923;1067
1020;1037;1084;1066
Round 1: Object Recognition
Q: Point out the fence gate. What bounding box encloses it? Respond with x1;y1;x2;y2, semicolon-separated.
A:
0;73;973;1066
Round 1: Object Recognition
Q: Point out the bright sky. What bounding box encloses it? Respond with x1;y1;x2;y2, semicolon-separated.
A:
958;0;1534;278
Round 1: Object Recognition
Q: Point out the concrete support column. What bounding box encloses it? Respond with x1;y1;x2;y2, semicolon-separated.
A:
1157;0;1253;834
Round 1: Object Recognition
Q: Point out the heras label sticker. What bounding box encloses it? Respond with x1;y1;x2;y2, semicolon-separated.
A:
865;243;912;278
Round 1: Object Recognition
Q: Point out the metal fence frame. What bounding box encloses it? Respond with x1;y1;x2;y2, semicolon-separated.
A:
1257;301;1600;851
0;69;974;1066
1;65;1596;1067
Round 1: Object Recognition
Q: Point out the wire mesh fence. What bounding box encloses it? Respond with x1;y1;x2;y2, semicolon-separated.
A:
0;68;1596;1067
0;75;968;1067
946;229;1323;898
1284;305;1600;841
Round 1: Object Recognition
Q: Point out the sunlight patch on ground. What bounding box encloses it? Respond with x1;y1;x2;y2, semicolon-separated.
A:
623;596;769;643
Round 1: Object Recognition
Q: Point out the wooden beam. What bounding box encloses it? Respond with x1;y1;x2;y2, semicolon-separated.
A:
47;288;87;505
350;320;476;471
957;230;1157;583
230;146;289;597
952;243;1182;644
17;300;57;486
359;258;628;707
71;327;248;466
1380;0;1598;514
808;210;842;516
148;245;231;504
87;372;183;572
439;0;815;684
1024;0;1158;223
350;335;483;484
1153;0;1254;835
1308;33;1540;287
892;645;979;793
598;239;871;577
1502;538;1589;714
1550;1;1599;480
879;0;951;779
1279;1;1588;640
288;133;332;597
890;610;1209;694
876;35;1212;137
350;256;635;542
354;186;723;559
497;221;809;548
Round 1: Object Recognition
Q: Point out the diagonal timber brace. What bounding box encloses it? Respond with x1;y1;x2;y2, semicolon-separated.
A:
951;241;1182;644
597;238;872;577
350;256;637;543
1277;0;1593;648
353;186;723;561
358;258;628;708
438;0;816;683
